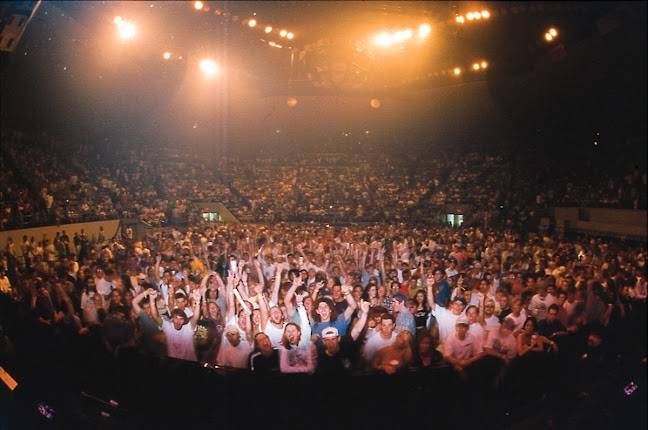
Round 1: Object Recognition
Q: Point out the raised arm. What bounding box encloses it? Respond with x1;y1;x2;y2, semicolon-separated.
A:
426;277;436;311
148;290;162;326
154;254;162;284
350;299;370;341
284;276;302;318
189;289;202;329
342;283;358;321
270;264;284;306
132;288;149;315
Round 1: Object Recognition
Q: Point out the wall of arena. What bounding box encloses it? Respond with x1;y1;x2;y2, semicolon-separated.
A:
554;207;647;238
0;219;120;257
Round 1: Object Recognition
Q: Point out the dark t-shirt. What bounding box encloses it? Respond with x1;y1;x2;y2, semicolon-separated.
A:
316;335;356;375
537;318;566;338
249;349;280;373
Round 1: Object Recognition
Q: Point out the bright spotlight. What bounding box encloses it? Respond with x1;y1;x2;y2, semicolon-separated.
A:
113;16;122;25
545;32;554;42
373;32;393;47
286;32;294;40
481;10;490;19
194;1;204;11
548;28;558;37
248;19;257;28
418;24;431;39
264;26;272;33
453;67;461;76
163;51;172;60
466;12;475;21
394;30;407;43
370;98;381;109
456;15;465;24
474;12;482;20
480;60;488;69
199;58;219;78
115;19;137;41
279;29;287;37
472;63;481;71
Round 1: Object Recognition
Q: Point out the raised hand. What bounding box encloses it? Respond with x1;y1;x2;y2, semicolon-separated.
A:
359;299;370;313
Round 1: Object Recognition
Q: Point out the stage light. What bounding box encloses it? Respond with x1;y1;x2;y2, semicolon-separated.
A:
373;32;393;47
162;51;172;60
472;63;480;71
466;12;475;21
456;15;465;24
287;97;297;107
248;18;257;28
115;18;137;41
194;1;203;11
545;32;554;42
453;67;461;76
548;28;558;37
287;32;294;40
418;24;431;39
199;58;219;78
264;26;272;33
480;60;488;69
279;29;287;37
481;10;490;19
394;30;408;43
268;41;282;48
370;98;381;109
474;12;482;20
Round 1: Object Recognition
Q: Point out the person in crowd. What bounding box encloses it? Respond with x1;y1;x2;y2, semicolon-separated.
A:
482;318;517;362
516;317;558;356
362;313;398;364
248;332;279;373
411;332;444;369
150;289;201;361
442;316;482;372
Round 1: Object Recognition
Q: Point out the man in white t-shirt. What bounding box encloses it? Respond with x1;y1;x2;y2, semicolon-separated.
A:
263;305;288;347
428;293;467;345
217;325;252;368
151;290;201;362
483;318;517;361
94;267;114;298
363;314;397;363
528;284;556;321
443;316;482;371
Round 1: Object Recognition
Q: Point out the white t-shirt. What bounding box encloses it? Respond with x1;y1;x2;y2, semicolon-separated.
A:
217;337;252;369
95;278;114;297
468;323;485;351
431;306;463;344
264;321;287;348
504;309;527;331
363;331;397;361
484;329;517;360
444;333;480;361
162;320;197;361
483;315;501;334
528;294;556;320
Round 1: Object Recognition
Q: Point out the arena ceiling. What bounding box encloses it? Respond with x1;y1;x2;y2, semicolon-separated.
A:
1;1;645;154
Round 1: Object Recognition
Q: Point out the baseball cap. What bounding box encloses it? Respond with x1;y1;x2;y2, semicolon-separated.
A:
456;316;470;326
321;327;339;339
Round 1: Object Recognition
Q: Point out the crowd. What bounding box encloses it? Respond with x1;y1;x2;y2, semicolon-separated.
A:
1;130;645;231
1;223;645;377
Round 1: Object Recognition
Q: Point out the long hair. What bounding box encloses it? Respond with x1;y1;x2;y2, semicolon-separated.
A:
311;297;339;323
280;322;302;350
